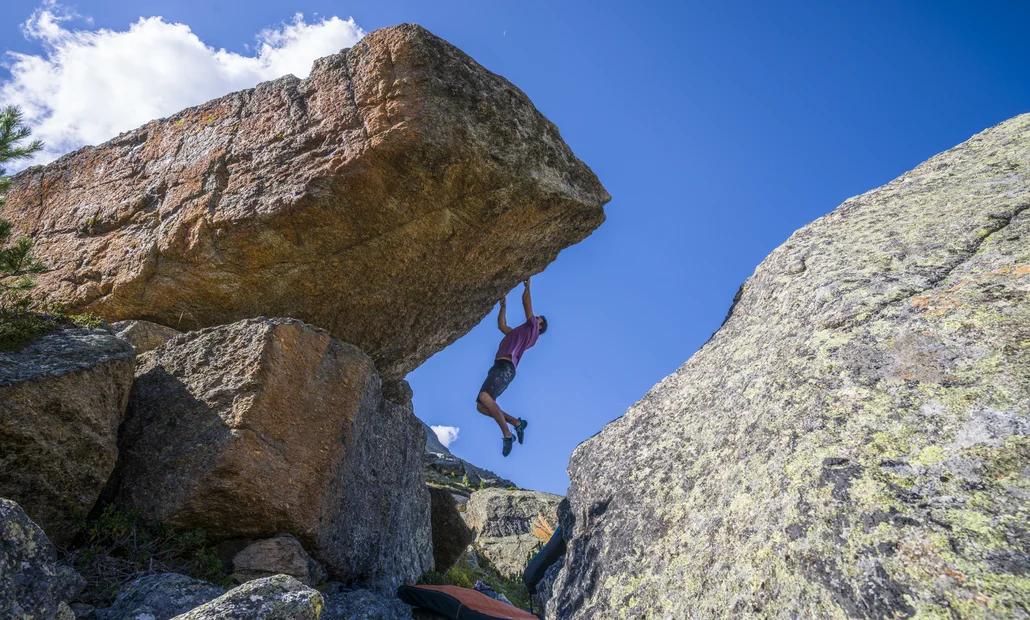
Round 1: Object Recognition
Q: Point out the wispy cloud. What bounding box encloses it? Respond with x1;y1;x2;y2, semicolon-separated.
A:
0;2;365;167
431;425;460;449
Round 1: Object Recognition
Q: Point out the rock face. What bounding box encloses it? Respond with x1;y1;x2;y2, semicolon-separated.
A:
465;488;562;578
105;317;432;590
428;487;475;571
552;114;1030;618
0;498;84;619
111;319;182;354
171;575;323;620
0;328;135;542
91;573;224;620
1;24;609;381
232;534;327;586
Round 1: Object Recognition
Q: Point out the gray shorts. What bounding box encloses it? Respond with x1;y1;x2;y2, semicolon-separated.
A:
477;359;516;402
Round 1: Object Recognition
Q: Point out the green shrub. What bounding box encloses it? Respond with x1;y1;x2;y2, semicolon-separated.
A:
61;504;231;606
0;304;105;352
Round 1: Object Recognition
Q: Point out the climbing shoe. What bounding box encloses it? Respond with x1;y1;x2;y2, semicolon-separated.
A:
515;418;528;445
502;436;514;457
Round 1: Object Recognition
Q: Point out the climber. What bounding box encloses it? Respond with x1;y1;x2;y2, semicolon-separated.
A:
476;278;547;457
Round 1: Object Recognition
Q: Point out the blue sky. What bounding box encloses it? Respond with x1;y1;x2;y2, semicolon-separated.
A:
3;1;1029;495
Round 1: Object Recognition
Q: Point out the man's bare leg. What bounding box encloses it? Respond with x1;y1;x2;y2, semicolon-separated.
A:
477;392;518;438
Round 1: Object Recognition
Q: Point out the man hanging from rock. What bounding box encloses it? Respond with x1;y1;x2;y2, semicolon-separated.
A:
476;278;547;456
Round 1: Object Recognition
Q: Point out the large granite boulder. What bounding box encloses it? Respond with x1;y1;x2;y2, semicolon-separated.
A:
171;575;322;620
232;534;327;586
0;498;84;619
0;328;135;543
552;114;1030;618
1;24;609;381
428;487;475;571
465;488;562;578
91;573;224;620
104;317;432;590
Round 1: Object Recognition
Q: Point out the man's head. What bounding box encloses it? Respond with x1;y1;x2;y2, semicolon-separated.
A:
537;315;548;334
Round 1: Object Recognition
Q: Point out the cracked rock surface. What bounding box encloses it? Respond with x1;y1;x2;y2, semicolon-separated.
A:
0;24;609;380
103;317;431;591
552;114;1030;618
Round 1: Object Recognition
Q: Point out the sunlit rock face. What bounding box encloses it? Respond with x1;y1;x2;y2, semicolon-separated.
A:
1;23;609;380
552;114;1030;619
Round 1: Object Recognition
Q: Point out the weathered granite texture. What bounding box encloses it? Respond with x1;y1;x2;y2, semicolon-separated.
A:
0;328;135;543
91;573;224;620
0;498;84;620
104;317;432;590
465;488;562;578
552;114;1030;618
171;575;322;620
0;24;609;381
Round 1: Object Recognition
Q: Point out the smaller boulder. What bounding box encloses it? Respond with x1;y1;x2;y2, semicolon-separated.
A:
321;583;414;619
428;487;474;571
111;320;182;354
171;575;323;619
232;534;327;586
0;329;135;543
0;498;85;619
90;573;224;620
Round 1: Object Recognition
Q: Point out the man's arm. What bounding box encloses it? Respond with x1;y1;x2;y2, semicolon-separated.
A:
498;297;512;335
522;279;534;322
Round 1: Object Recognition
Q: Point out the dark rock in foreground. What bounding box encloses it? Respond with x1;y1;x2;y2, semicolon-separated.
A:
170;575;322;619
320;583;414;620
553;114;1030;618
0;328;135;543
104;317;431;590
1;24;609;380
91;573;224;620
0;498;84;619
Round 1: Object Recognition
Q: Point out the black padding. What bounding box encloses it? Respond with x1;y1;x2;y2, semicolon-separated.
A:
522;526;567;593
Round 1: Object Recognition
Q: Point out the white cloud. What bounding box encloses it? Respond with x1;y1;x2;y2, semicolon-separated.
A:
1;3;365;166
431;425;460;449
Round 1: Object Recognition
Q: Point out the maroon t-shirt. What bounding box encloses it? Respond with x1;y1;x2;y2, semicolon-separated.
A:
495;317;540;368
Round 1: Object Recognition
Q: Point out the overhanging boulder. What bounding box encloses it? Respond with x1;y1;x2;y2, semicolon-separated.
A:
0;24;609;380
